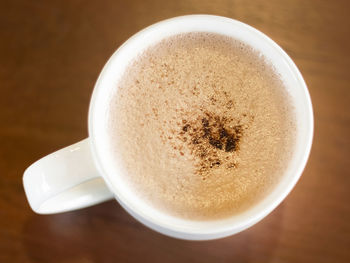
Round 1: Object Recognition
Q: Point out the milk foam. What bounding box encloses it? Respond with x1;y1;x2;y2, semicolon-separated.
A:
106;32;296;220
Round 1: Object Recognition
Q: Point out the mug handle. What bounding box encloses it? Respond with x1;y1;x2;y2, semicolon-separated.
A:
23;139;114;214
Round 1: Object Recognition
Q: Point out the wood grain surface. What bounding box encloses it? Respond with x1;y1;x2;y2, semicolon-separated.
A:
1;0;349;262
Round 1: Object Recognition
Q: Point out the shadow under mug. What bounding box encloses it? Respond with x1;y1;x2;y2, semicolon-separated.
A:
23;15;313;240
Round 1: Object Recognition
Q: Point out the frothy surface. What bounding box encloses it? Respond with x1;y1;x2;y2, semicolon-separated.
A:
106;32;295;220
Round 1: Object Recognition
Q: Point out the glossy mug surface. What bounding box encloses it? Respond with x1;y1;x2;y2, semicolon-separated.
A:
23;15;313;240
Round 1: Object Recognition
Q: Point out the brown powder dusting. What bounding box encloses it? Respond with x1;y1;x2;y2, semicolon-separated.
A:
175;111;248;180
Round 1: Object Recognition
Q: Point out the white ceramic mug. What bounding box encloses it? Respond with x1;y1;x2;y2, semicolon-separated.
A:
23;15;313;240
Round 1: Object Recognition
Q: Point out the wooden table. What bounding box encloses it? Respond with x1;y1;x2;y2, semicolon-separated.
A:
1;0;349;262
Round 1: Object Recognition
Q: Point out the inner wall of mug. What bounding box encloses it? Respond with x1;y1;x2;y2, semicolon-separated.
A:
89;15;313;235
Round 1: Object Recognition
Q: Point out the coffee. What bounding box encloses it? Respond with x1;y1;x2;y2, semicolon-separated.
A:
106;32;296;220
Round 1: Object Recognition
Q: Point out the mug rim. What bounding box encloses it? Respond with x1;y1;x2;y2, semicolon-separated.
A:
88;14;314;240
